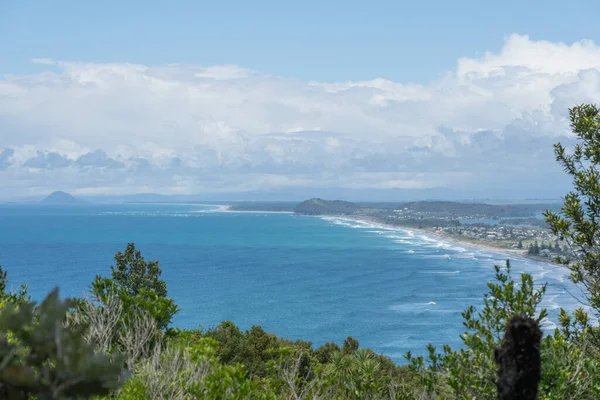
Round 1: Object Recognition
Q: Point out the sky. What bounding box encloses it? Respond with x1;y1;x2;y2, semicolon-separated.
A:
1;0;600;200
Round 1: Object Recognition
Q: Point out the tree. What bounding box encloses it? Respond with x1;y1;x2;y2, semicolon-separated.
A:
91;243;178;331
342;337;360;355
544;104;600;334
528;241;540;256
111;242;167;298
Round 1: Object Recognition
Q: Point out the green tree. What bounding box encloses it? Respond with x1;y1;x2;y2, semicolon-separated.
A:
528;241;541;256
111;242;167;297
91;243;178;331
544;103;600;344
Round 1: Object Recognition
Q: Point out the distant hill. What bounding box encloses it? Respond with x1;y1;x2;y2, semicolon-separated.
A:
396;201;540;218
42;191;80;204
294;198;361;215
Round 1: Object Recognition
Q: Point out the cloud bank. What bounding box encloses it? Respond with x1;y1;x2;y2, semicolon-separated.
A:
1;34;599;200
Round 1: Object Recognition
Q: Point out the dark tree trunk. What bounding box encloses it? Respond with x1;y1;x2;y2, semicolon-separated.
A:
495;316;542;400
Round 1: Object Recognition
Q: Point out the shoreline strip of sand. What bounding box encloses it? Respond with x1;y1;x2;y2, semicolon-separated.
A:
322;214;553;264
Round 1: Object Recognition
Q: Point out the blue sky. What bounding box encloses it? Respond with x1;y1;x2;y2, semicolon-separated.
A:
2;0;599;82
1;1;600;199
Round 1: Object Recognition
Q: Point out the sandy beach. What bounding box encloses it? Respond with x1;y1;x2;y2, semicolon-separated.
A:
331;214;546;263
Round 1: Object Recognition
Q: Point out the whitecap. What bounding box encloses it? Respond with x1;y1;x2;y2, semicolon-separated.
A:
424;270;461;275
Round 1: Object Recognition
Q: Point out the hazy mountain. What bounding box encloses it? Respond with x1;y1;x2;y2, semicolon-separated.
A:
42;191;80;204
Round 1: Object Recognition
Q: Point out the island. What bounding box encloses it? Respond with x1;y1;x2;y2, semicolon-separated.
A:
42;191;81;204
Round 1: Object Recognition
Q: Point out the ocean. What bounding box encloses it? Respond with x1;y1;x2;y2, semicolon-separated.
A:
0;203;580;362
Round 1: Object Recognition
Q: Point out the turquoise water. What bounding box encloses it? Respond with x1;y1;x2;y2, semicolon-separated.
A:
0;204;578;362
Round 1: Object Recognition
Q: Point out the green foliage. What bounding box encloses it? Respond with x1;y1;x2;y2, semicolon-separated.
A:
0;266;29;308
201;321;311;379
91;243;178;331
323;348;391;399
117;334;275;400
314;341;341;364
342;336;360;355
0;289;126;399
544;103;600;347
538;329;600;399
91;276;177;331
111;242;167;298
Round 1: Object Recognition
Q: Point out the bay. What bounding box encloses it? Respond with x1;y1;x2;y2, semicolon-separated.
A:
0;203;578;362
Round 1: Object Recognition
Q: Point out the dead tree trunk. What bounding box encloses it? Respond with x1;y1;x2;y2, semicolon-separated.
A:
495;316;542;400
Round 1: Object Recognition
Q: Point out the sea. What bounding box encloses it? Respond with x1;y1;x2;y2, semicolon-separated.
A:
0;203;582;363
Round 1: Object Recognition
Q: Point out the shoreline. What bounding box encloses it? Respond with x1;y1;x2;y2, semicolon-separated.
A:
214;207;559;266
326;214;556;265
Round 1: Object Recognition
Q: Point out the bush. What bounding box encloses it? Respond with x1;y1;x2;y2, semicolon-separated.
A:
0;289;126;399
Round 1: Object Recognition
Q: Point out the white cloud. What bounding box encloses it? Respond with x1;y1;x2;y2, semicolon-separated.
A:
0;34;597;199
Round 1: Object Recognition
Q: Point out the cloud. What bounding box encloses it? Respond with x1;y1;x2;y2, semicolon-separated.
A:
75;150;124;169
24;151;72;169
0;148;14;170
0;34;598;199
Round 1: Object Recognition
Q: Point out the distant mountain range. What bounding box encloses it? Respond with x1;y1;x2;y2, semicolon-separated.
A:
3;187;563;205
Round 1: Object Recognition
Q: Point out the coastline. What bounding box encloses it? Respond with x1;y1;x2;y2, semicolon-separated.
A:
214;206;558;266
326;214;556;265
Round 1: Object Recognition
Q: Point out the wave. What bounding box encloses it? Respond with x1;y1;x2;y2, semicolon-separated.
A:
99;203;230;217
321;214;583;324
388;302;457;314
423;270;461;275
191;205;231;213
422;254;452;260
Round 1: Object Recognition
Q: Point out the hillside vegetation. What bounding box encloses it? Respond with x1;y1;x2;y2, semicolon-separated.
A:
294;198;363;215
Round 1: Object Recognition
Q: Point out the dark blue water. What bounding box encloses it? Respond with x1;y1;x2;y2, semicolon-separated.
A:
0;204;577;362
